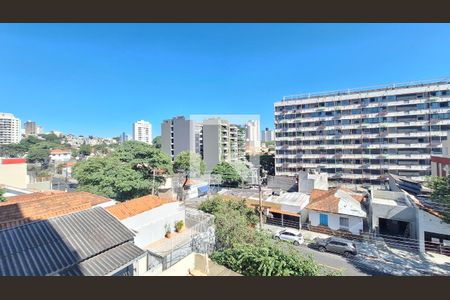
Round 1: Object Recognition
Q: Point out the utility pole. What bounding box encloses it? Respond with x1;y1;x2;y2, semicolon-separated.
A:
151;168;156;195
258;165;263;230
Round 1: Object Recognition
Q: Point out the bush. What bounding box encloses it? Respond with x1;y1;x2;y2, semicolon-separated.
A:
175;220;184;232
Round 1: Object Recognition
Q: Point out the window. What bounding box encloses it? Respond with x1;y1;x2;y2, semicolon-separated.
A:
339;217;349;228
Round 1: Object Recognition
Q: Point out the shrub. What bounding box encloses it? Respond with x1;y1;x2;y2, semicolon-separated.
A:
175;220;184;232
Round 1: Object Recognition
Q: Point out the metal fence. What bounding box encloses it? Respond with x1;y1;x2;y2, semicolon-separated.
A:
146;208;215;273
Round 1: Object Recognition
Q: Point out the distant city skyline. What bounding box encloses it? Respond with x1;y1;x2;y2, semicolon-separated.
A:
1;24;450;137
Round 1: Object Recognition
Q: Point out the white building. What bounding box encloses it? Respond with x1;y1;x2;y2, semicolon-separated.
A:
305;187;367;235
133;120;152;144
245;119;261;154
0;113;21;145
261;127;275;142
274;79;450;188
49;149;72;163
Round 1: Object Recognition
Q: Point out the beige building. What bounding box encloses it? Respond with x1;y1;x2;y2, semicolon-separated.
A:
0;158;28;188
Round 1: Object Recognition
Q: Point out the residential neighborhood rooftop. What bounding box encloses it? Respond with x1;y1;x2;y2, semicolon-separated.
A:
0;207;144;276
0;191;111;229
106;194;172;220
306;187;367;218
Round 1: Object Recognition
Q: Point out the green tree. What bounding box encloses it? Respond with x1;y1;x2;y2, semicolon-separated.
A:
0;188;6;202
427;176;450;222
39;133;62;144
152;136;162;149
173;151;206;176
79;143;92;156
260;153;275;176
71;148;79;158
212;162;242;187
27;144;51;164
73;141;173;201
199;195;329;276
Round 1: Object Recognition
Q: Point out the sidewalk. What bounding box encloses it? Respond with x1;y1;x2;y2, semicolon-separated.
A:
263;223;450;276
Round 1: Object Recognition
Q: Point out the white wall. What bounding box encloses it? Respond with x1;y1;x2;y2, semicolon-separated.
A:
0;163;28;188
308;211;364;235
121;202;185;248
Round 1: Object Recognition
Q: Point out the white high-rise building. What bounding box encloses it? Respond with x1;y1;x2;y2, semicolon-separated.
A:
0;113;22;145
245;119;261;154
133;120;152;144
274;79;450;187
261;128;275;142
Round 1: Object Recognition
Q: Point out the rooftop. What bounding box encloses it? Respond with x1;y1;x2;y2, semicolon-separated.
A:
0;191;110;229
306;187;367;218
269;192;310;209
0;207;144;276
106;194;172;220
278;78;450;103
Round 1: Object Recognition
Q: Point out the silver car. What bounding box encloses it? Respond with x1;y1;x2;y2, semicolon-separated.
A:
274;228;304;246
313;237;357;257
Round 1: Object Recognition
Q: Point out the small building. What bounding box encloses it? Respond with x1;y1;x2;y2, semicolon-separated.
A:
305;187;367;235
0;207;147;276
106;195;184;248
49;149;72;163
183;179;209;200
0;158;28;189
385;174;450;254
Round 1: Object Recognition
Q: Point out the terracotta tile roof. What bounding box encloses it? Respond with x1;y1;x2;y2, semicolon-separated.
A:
50;149;71;155
0;191;109;207
306;187;366;216
106;194;172;220
0;191;111;229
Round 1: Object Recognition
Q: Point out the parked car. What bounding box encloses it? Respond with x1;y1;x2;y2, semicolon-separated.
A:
313;237;357;257
274;228;304;246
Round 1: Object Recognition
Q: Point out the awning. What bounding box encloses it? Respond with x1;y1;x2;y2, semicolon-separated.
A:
198;185;209;193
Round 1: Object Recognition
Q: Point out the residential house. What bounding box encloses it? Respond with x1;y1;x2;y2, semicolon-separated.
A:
0;158;28;189
305;187;367;235
106;195;184;248
384;174;450;254
49;149;72;164
0;207;147;276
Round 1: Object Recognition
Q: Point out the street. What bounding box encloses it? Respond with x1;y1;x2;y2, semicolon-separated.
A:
295;244;387;276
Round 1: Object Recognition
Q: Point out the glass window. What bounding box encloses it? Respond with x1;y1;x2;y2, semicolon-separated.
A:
339;217;349;228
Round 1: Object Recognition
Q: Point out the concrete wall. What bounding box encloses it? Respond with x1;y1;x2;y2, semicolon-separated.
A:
309;210;364;235
370;201;417;237
173;117;195;157
0;163;28;188
202;124;220;171
133;254;149;276
161;120;172;158
121;202;185;248
27;181;51;191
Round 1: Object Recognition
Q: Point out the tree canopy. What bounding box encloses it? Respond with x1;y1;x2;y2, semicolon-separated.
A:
79;143;92;156
173;151;206;176
199;195;332;276
427;176;450;222
211;161;242;187
152;136;162;149
73;141;173;201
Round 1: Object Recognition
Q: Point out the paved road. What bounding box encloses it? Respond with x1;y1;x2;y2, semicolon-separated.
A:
295;244;388;276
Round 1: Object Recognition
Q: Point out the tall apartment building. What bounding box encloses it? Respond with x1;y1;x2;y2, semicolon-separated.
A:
119;132;130;144
274;79;450;187
24;120;43;136
245;120;261;154
201;118;246;171
0;113;22;145
161;116;199;160
132;120;152;144
261;128;275;142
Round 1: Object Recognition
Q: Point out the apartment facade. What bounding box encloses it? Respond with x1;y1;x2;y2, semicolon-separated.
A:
274;79;450;187
202;118;245;171
133;120;152;144
24;120;43;136
261;127;275;142
245;120;261;154
0;113;21;145
161;116;198;160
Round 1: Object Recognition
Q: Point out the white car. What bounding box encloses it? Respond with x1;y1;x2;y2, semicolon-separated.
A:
274;228;304;246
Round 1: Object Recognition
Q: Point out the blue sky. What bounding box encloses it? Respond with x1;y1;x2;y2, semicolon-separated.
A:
1;23;450;138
